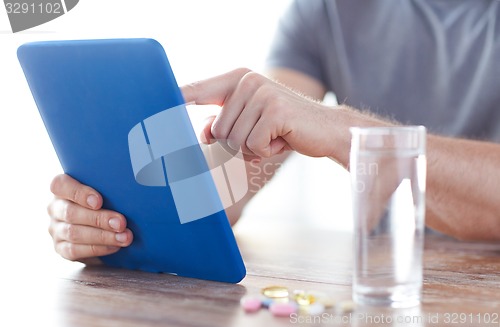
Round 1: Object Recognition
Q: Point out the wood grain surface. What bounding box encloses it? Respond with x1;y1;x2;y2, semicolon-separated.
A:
2;225;499;327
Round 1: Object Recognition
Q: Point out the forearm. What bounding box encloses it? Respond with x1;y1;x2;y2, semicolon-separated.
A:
426;135;500;241
330;108;500;241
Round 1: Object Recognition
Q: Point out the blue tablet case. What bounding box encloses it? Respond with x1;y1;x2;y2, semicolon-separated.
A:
18;38;246;283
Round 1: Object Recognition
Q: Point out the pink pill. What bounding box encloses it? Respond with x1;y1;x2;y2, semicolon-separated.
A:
269;302;298;317
240;296;262;313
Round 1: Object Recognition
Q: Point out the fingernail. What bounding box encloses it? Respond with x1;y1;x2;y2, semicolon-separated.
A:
115;232;128;243
87;194;98;209
109;217;121;231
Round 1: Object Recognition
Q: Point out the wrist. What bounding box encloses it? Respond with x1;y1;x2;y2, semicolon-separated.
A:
327;106;392;166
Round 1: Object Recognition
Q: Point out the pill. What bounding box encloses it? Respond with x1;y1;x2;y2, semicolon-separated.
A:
269;302;298;317
317;297;335;308
261;298;274;309
306;303;325;315
308;291;335;308
240;296;262;313
262;286;289;299
293;291;316;306
337;300;356;313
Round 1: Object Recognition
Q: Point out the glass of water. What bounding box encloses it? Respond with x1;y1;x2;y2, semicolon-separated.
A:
350;126;426;308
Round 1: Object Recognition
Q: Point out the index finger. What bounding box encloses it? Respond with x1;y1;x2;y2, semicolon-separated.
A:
180;68;251;106
50;174;103;210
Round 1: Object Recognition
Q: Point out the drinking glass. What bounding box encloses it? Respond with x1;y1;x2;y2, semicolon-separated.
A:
350;126;426;308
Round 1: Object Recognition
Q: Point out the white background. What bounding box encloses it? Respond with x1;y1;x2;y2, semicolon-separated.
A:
0;0;353;274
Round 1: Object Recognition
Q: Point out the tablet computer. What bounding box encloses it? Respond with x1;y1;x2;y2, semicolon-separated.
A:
18;38;246;283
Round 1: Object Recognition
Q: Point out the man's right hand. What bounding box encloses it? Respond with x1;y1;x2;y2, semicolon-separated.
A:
47;174;133;263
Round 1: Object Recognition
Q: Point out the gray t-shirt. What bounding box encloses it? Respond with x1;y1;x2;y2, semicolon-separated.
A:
266;0;500;141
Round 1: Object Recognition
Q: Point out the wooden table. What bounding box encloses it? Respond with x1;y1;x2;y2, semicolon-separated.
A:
3;224;499;327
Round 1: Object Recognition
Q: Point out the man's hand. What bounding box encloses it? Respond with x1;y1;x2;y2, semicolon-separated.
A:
181;68;342;159
47;174;133;263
